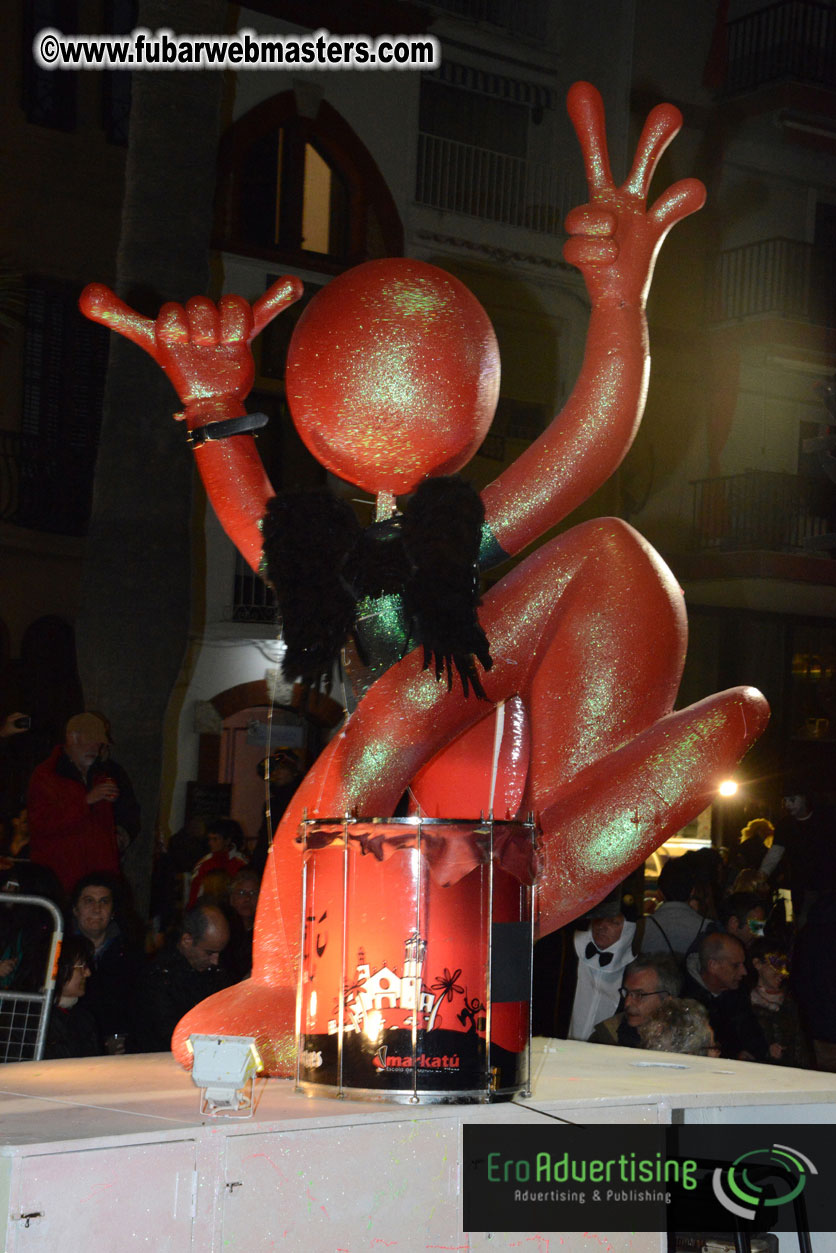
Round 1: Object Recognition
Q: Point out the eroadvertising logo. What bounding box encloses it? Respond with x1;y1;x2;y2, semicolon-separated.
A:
712;1143;817;1221
462;1125;831;1235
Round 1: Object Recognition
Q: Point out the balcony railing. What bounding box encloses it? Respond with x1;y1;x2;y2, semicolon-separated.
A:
691;470;834;554
429;0;549;40
233;551;277;624
0;429;95;536
708;238;836;326
416;132;584;235
725;0;836;94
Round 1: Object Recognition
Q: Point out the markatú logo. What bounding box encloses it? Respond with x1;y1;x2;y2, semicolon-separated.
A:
712;1143;817;1220
373;1045;461;1071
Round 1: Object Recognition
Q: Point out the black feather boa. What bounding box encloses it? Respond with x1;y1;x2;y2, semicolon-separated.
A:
261;476;492;698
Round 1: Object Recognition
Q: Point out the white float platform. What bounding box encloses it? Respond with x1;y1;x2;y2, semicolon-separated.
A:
1;1038;835;1252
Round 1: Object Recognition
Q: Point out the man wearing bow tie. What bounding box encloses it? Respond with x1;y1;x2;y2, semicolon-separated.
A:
567;899;637;1041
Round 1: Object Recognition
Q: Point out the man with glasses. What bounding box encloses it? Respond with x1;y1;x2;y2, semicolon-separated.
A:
225;868;261;980
588;954;682;1048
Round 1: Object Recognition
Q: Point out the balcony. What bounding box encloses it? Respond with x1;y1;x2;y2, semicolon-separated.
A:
428;0;549;41
708;238;836;327
691;470;834;554
724;0;836;95
0;429;95;537
232;551;277;625
416;132;583;235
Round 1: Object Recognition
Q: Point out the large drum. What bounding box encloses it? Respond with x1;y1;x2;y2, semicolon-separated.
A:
296;815;537;1103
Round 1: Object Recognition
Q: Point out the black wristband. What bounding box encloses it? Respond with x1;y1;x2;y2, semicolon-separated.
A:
186;411;269;447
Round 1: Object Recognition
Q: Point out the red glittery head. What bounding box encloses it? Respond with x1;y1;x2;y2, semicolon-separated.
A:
285;258;500;494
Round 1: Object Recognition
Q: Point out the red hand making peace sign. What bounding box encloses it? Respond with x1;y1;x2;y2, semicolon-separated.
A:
563;82;705;305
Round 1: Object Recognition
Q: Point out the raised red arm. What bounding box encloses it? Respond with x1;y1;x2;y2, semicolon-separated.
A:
481;82;706;561
80;277;303;570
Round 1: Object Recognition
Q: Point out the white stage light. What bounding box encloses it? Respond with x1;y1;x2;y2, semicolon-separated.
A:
188;1034;263;1117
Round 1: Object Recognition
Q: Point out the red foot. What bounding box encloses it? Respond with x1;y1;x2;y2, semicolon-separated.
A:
171;978;297;1077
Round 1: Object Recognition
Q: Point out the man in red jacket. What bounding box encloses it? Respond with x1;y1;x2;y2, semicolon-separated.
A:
27;713;120;893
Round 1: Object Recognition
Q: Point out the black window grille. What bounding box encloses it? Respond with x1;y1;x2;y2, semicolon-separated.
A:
725;0;836;94
22;0;79;131
10;276;109;534
102;0;136;145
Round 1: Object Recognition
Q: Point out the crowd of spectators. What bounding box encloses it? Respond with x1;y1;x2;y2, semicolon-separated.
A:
3;708;835;1074
533;782;836;1073
1;710;279;1060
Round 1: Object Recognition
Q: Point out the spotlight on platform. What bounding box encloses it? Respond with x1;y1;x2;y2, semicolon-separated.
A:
188;1034;263;1117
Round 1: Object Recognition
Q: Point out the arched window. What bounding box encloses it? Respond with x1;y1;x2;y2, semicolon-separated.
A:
215;92;403;272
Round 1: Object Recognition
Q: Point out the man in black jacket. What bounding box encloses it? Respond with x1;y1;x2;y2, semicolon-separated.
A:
683;931;766;1061
136;904;231;1052
773;791;836;928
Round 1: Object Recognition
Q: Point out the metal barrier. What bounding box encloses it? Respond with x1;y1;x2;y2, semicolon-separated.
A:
0;892;64;1063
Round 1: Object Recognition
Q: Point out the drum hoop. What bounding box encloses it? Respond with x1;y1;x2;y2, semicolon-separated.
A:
296;1080;525;1105
299;815;534;828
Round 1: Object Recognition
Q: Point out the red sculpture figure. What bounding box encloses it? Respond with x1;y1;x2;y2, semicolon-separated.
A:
81;84;769;1074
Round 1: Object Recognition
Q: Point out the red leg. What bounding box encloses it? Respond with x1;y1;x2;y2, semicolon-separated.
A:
172;520;767;1072
534;685;768;936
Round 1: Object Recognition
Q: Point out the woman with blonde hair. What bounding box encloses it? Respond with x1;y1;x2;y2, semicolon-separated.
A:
727;817;775;888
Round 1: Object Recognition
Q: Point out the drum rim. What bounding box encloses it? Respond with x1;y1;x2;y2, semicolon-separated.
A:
295;1079;526;1105
299;815;535;828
